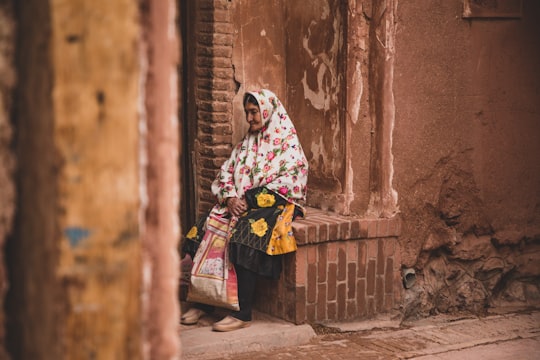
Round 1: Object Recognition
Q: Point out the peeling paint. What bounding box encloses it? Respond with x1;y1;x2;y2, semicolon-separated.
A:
349;60;363;124
64;226;91;247
300;11;341;112
386;1;399;215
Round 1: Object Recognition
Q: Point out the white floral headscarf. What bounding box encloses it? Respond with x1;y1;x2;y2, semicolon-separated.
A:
211;89;308;213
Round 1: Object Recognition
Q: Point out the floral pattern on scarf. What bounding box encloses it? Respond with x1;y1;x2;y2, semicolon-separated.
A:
211;89;308;215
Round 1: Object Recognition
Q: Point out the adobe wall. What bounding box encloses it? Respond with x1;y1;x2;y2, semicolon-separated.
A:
5;0;64;358
393;1;540;316
230;0;368;214
6;0;151;358
0;1;14;358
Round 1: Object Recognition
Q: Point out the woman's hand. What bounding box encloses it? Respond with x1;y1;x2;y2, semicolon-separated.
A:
226;197;248;217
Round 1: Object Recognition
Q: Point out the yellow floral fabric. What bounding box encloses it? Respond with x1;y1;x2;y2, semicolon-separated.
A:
186;226;198;239
256;193;276;208
266;203;297;255
250;218;269;237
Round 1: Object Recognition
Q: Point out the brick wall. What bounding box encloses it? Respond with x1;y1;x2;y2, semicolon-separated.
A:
189;1;404;324
255;209;402;324
194;0;236;214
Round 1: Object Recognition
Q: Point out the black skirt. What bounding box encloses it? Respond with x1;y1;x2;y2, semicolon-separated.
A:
182;187;301;280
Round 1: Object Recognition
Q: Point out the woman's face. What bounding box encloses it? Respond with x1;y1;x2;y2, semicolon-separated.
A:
245;102;262;133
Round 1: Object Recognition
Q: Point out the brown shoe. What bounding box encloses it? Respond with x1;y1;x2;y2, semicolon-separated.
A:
212;315;251;332
181;308;206;325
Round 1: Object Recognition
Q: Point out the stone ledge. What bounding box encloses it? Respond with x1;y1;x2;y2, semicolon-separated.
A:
293;207;401;245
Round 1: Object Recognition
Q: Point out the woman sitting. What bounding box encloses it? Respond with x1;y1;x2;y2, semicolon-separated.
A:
181;89;309;332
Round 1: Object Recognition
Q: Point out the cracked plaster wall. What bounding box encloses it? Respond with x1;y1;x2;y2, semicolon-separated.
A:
231;0;355;212
393;0;540;317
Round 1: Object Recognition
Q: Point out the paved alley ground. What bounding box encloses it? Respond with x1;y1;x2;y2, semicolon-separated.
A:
181;308;540;359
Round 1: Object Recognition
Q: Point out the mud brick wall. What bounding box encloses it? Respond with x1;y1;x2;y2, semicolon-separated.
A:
255;209;402;324
194;0;236;214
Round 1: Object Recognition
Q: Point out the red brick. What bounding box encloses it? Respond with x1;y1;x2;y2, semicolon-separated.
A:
367;239;378;259
197;77;234;91
347;263;357;299
199;143;232;156
197;110;230;122
394;270;402;304
307;224;317;243
328;222;338;240
337;246;347;281
196;66;234;79
317;284;327;320
307;245;317;264
197;33;213;46
317;244;327;283
212;0;232;10
196;55;232;69
383;237;395;257
384;294;393;312
307;264;317;303
393;242;402;271
328;241;337;262
306;304;316;322
359;220;369;238
385;258;394;294
357;279;366;316
200;178;213;190
358;241;367;278
388;217;401;236
200;155;226;169
367;298;375;316
340;221;351;239
198;9;214;21
377;219;390;237
347;300;357;319
318;222;328;242
199;122;232;135
292;223;307;245
337;283;347;319
377;239;385;275
295;247;307;286
198;99;231;112
367;219;378;238
197;0;214;9
295;286;306;324
350;220;361;239
376;276;384;312
327;302;337;320
197;89;233;102
327;263;337;301
213;9;231;22
347;240;358;262
366;260;376;296
213;22;234;34
201;168;218;179
198;22;215;34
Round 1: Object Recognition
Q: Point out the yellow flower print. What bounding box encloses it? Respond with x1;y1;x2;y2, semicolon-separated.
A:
251;218;269;237
256;193;276;208
186;226;198;239
212;238;225;249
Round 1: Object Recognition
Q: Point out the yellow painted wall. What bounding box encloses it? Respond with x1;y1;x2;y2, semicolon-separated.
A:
51;0;142;358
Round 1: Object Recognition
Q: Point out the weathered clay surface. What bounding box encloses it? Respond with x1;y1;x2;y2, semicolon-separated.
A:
394;0;540;317
231;0;348;211
0;2;14;358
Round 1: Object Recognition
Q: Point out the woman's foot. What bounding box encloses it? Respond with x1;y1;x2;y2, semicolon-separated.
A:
180;308;206;325
212;315;251;332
